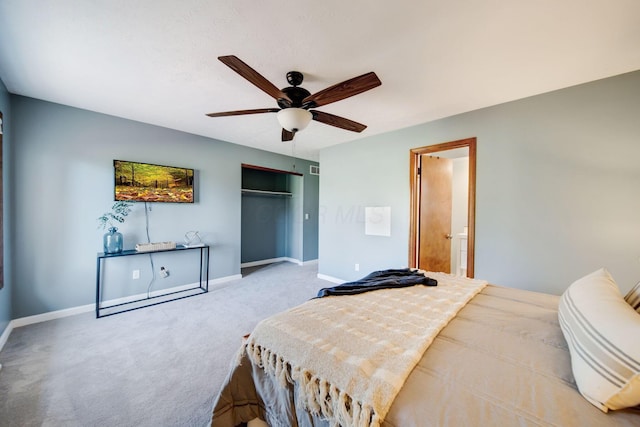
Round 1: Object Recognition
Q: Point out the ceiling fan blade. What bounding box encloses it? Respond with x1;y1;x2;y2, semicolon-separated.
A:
282;128;295;141
206;108;279;117
218;55;292;104
302;72;381;108
311;110;367;133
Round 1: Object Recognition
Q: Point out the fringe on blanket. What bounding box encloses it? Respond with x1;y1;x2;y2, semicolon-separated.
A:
246;340;382;427
247;340;292;388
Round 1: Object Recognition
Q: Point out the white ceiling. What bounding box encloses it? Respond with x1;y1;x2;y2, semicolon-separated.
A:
0;1;639;161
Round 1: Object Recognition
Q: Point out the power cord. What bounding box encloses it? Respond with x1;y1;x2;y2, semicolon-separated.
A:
144;202;157;298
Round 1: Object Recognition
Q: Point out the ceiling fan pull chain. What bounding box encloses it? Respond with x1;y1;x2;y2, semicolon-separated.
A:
291;141;297;172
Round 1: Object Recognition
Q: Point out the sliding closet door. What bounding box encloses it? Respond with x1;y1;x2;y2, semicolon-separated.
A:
241;193;287;263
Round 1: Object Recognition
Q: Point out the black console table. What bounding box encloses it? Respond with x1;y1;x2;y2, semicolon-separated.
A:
96;244;210;318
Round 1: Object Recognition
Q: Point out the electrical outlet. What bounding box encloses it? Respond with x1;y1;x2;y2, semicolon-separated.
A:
132;270;140;280
355;263;360;271
160;266;170;278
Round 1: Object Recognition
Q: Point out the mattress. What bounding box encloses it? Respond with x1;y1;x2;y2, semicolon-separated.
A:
211;285;640;426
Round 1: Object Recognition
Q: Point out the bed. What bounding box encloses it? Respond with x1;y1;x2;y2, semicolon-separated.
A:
211;269;640;426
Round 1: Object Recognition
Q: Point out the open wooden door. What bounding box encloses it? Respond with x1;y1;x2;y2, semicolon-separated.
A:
409;137;476;277
418;155;453;272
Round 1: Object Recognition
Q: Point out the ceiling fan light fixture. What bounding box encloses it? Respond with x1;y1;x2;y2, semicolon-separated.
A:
210;56;381;141
277;108;312;133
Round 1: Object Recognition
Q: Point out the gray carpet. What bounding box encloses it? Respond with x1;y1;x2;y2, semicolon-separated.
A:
0;262;329;427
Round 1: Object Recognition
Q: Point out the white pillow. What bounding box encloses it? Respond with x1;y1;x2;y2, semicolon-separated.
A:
558;268;640;412
624;281;640;313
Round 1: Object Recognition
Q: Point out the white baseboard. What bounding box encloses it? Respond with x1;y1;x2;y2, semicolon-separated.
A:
241;257;319;268
0;273;241;352
209;274;242;286
0;320;14;356
11;303;95;329
241;257;295;267
317;273;345;284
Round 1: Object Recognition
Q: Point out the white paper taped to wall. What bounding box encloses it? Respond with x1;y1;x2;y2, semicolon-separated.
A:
365;206;391;236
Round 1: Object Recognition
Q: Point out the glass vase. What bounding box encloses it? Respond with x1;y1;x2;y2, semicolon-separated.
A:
103;227;124;254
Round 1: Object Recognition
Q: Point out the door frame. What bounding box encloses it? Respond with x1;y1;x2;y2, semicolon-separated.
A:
409;137;477;277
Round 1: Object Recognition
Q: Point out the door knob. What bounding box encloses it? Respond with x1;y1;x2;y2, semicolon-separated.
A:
445;234;453;240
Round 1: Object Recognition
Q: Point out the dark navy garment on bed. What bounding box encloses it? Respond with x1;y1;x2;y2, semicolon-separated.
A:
316;268;437;298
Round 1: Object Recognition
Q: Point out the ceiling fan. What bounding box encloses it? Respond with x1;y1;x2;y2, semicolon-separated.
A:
206;55;382;141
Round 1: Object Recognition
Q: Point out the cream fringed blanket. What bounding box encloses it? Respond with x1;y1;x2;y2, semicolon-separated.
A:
245;272;487;427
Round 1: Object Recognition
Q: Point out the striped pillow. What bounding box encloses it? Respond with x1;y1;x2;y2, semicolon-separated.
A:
624;281;640;312
558;268;640;412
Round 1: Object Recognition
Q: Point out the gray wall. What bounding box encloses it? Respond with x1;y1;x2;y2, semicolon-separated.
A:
302;168;319;261
288;175;304;262
0;79;11;335
319;70;640;295
9;95;319;318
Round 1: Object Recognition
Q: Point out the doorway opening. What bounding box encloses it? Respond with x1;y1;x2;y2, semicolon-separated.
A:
409;137;476;277
240;164;304;269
